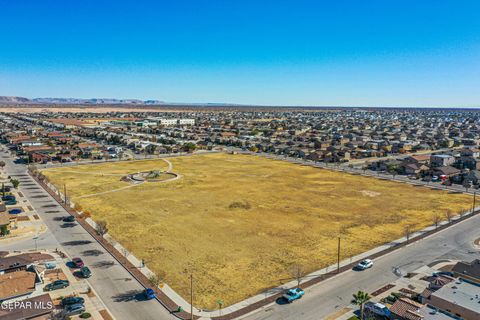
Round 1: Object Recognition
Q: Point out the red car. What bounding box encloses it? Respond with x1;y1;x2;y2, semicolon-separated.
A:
71;257;84;268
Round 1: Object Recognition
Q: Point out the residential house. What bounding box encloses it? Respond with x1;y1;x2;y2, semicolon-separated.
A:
0;270;38;302
423;279;480;320
402;163;430;176
404;154;431;165
389;297;428;320
432;166;461;178
431;155;455;167
0;294;54;320
452;259;480;285
463;171;480;186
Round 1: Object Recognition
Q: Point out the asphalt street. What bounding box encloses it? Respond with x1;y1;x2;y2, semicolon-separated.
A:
3;146;479;320
241;205;480;320
0;148;176;320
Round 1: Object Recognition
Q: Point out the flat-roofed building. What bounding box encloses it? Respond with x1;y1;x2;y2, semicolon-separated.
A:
427;279;480;320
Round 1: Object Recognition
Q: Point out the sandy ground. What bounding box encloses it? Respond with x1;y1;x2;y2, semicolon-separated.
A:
42;153;472;309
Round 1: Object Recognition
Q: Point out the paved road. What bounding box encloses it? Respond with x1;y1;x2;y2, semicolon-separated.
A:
241;210;480;320
0;229;59;252
0;148;176;320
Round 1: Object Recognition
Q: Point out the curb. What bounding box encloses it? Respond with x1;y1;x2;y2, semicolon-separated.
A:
29;164;480;320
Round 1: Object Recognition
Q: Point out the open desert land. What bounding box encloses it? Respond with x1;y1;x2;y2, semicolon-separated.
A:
41;153;472;309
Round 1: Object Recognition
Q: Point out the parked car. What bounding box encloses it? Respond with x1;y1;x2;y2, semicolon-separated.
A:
431;176;439;182
62;216;75;222
1;195;15;201
71;257;84;268
4;200;17;205
355;259;373;270
63;303;85;316
364;302;391;317
61;296;85;306
283;288;305;303
144;288;156;300
45;262;56;269
44;280;70;291
80;266;92;278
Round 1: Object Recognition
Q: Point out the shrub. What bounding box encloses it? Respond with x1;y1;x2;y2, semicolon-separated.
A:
391;292;403;299
80;312;91;318
229;201;251;210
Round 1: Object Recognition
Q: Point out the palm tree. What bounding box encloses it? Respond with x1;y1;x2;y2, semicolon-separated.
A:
352;290;371;320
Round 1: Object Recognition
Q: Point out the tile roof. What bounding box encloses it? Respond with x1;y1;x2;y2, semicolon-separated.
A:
390;297;424;320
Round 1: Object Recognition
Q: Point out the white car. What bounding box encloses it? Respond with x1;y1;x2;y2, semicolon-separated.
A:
356;259;373;270
364;302;390;317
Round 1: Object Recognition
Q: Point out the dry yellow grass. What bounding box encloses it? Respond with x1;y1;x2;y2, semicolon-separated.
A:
42;153;472;309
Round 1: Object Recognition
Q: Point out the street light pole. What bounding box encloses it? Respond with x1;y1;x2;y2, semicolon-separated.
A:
337;236;341;273
190;274;193;320
473;191;476;213
64;184;67;205
33;236;38;251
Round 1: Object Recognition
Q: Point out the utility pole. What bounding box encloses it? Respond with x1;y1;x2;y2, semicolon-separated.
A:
337;236;341;273
190;274;193;320
64;184;67;205
473;192;476;213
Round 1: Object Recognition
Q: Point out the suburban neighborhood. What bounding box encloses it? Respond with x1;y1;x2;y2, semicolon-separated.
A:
0;105;478;320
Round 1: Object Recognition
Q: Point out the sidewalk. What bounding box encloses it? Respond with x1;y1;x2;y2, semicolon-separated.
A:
30;162;480;320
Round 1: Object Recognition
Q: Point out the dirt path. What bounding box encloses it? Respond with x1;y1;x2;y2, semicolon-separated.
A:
162;158;173;173
44;170;126;176
75;157;180;199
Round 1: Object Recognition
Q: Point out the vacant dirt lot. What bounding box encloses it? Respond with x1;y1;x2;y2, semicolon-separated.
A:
42;153;472;309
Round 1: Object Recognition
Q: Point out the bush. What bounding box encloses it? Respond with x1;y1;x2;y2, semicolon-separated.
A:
384;295;397;304
229;201;251;210
391;292;403;299
80;312;91;318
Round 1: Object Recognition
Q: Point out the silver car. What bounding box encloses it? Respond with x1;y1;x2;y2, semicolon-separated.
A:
356;259;373;270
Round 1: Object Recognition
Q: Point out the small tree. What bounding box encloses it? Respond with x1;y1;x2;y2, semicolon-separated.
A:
95;220;108;237
432;213;441;229
121;247;130;264
404;224;413;244
464;181;472;192
445;210;453;223
352;290;371;320
0;161;5;170
182;142;197;153
148;274;162;288
10;179;20;189
290;263;306;287
74;203;83;214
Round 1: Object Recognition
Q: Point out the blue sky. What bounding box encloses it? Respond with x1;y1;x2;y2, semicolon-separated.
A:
1;0;479;106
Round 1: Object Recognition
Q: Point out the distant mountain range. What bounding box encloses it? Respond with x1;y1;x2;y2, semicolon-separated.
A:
0;95;164;105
